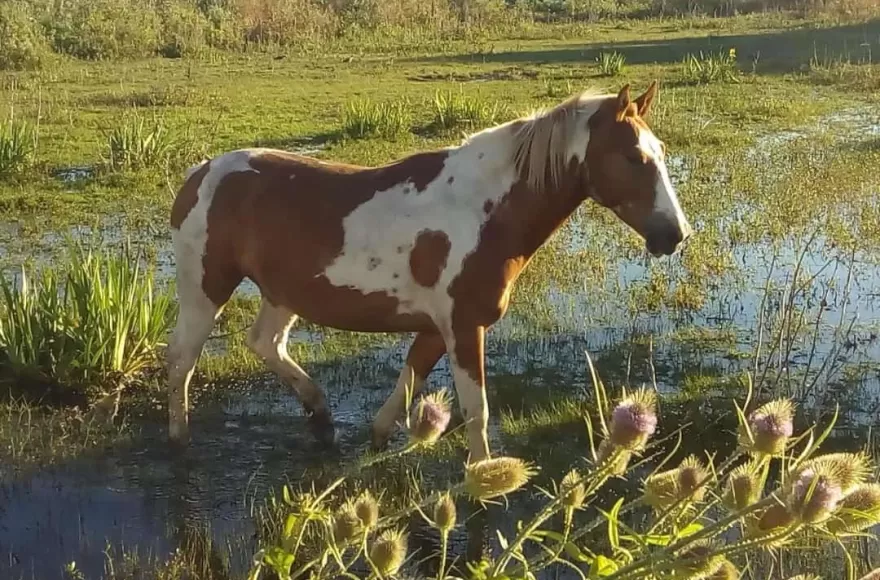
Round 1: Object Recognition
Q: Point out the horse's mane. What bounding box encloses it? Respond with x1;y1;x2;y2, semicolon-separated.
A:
479;89;609;195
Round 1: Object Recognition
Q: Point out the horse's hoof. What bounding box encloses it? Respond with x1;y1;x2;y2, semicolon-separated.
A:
308;410;337;448
370;428;391;451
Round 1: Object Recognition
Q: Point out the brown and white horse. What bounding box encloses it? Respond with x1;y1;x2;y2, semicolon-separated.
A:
166;82;691;463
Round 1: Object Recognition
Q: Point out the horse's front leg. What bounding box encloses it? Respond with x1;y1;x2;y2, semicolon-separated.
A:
446;324;491;463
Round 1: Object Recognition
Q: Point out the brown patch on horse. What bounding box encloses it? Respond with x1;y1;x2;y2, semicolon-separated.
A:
170;162;210;229
198;149;448;329
409;229;451;288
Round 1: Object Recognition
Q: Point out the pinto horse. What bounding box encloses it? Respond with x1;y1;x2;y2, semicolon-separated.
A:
166;81;691;463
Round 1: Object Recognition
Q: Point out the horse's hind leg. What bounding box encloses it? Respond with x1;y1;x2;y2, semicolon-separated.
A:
371;331;446;449
246;299;335;446
166;276;225;447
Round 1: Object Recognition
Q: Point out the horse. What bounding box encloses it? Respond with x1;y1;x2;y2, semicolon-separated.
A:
165;81;692;464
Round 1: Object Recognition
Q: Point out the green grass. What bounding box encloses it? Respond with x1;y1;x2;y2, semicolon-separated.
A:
0;116;36;177
681;48;741;84
341;97;412;140
430;87;512;132
596;50;627;76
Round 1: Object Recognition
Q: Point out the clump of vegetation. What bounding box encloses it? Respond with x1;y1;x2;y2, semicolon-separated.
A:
682;48;741;84
431;87;510;132
0;1;52;70
0;238;174;395
341;98;412;140
103;114;174;171
596;50;627;76
0;117;37;178
247;362;880;579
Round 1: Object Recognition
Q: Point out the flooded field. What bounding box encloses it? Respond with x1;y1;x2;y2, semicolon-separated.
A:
1;12;880;580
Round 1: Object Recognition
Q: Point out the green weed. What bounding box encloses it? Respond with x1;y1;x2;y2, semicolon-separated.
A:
0;238;174;392
431;88;510;132
341;98;412;140
596;50;626;76
0;117;37;178
104;114;173;171
682;48;740;84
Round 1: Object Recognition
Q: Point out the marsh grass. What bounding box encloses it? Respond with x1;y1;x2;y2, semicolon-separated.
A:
341;98;412;140
430;88;511;132
596;51;626;76
0;117;37;177
682;48;741;84
104;114;174;171
0;238;174;395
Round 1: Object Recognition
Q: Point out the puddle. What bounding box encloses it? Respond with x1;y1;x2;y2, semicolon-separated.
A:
52;166;95;183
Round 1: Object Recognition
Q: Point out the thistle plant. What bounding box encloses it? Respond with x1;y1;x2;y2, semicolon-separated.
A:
247;358;880;580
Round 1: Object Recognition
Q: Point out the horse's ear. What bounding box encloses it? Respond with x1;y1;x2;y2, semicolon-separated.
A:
634;80;659;117
615;84;631;120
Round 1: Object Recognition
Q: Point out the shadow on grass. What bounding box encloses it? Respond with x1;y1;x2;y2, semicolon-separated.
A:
408;18;880;75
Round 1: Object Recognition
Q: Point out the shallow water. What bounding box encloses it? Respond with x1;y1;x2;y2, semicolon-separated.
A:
2;108;880;578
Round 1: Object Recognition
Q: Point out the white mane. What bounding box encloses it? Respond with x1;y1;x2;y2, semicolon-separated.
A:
464;89;610;195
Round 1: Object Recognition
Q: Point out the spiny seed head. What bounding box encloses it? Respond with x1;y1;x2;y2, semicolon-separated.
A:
560;469;587;509
677;455;711;502
723;462;762;512
369;528;408;576
797;452;872;495
332;504;362;545
597;440;631;476
354;490;379;529
783;576;822;580
464;456;536;501
643;469;681;511
409;389;452;445
825;483;880;534
739;399;794;456
787;467;844;524
757;503;796;531
709;559;740;580
608;388;658;451
432;492;457;532
671;542;725;578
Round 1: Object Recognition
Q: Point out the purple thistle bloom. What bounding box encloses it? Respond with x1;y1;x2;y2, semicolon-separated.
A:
609;392;658;451
410;391;452;444
742;399;794;456
788;468;843;524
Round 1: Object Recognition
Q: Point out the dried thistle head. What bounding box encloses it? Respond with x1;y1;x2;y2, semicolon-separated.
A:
369;528;408;576
739;399;794;457
677;455;711;502
331;503;362;545
464;457;536;501
671;542;726;579
643;469;681;511
432;492;457;532
409;389;452;445
825;483;880;534
723;462;762;512
608;388;658;451
786;467;844;524
559;469;587;510
354;490;380;529
797;452;872;495
757;503;796;531
597;440;632;476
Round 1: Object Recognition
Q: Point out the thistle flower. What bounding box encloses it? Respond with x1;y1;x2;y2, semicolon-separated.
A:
670;542;726;579
786;467;843;524
797;452;872;495
331;503;362;545
608;388;658;451
723;462;762;512
597;440;631;476
369;528;408;576
354;490;379;529
409;389;452;445
642;456;709;511
432;492;457;532
559;469;587;510
757;503;796;531
739;399;794;456
464;456;536;501
825;483;880;534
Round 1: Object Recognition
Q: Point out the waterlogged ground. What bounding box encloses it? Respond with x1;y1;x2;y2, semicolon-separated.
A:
1;14;880;580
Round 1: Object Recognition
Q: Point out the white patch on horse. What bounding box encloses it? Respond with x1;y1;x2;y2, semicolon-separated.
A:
638;129;691;238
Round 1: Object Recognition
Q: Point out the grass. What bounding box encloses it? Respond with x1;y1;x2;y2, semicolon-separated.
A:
681;48;741;84
0;116;36;177
596;50;627;76
341;97;412;140
103;113;174;171
0;237;174;395
430;87;511;132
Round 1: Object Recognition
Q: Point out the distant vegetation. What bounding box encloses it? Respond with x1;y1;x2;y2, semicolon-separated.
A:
1;0;878;69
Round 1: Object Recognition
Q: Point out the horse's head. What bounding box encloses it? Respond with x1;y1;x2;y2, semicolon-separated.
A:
584;82;692;257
